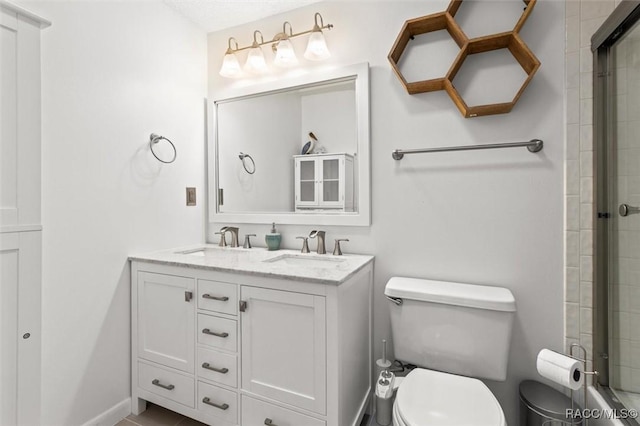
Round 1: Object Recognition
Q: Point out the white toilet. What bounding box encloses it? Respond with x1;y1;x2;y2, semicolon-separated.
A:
384;277;517;426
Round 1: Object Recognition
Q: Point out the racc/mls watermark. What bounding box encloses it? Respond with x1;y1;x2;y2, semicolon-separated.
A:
566;408;639;420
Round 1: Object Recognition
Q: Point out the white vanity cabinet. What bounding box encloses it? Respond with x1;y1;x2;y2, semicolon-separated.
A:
294;153;354;212
131;253;372;426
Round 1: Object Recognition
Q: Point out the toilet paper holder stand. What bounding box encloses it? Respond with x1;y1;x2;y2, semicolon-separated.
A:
568;343;599;425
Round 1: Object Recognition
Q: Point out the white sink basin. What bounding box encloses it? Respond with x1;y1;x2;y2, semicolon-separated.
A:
177;248;218;256
263;254;346;268
176;247;251;256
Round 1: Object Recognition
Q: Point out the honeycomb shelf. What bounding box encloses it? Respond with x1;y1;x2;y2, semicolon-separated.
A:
387;0;539;118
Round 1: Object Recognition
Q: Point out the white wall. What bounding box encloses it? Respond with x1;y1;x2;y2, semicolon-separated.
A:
208;1;565;424
300;84;357;154
17;1;206;424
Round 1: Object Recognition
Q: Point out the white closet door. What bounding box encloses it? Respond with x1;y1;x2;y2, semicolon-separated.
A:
0;231;41;426
0;233;19;425
0;9;18;227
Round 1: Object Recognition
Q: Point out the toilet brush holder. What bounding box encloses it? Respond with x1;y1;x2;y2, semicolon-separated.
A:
375;394;393;426
375;370;395;426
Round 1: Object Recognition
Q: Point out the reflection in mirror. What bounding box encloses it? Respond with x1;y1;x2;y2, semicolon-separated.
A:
218;80;356;214
209;63;370;226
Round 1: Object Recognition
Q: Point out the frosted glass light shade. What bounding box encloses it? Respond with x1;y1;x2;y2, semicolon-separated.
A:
274;39;298;67
219;52;242;78
244;46;268;74
304;31;330;61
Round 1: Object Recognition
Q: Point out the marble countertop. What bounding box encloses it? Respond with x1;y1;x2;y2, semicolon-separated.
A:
129;244;374;285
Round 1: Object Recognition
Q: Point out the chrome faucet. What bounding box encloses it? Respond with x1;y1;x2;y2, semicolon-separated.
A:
220;226;239;248
309;230;326;254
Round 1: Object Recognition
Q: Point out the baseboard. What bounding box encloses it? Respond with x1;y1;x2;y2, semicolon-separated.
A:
81;398;131;426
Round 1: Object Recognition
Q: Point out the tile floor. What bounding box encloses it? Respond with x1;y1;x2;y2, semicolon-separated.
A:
117;403;377;426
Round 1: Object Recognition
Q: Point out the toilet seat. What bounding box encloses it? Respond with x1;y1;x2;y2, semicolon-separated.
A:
392;368;506;426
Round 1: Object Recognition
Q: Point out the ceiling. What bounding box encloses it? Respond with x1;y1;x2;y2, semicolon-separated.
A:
162;0;323;33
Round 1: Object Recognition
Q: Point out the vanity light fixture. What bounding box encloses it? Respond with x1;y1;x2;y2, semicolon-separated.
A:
218;12;333;78
273;22;298;67
244;30;268;74
219;37;242;78
304;13;331;61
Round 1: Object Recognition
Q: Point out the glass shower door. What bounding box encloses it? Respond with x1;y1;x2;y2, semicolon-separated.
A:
608;18;640;413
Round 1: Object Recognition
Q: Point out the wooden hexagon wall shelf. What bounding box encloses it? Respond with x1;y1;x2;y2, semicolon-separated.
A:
387;0;539;118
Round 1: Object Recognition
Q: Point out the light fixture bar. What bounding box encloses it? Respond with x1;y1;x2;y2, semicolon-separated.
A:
226;15;332;54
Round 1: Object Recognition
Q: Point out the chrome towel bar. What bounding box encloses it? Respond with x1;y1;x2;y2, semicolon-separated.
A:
391;139;543;160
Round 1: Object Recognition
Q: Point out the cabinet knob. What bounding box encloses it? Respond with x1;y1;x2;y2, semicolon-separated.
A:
264;419;278;426
184;291;193;302
239;300;248;312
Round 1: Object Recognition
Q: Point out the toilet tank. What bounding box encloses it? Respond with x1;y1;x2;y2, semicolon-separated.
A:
385;277;516;381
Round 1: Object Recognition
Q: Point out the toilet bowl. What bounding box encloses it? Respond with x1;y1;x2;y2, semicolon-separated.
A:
391;368;506;426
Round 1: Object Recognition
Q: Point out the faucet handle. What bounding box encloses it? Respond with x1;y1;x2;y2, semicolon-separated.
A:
333;238;349;256
214;232;227;247
243;234;256;249
296;236;310;253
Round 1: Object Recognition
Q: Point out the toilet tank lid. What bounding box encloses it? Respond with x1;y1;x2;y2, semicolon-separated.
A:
385;277;516;312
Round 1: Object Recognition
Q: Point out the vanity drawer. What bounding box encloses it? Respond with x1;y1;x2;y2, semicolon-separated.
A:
241;395;326;426
198;314;237;352
197;347;237;388
197;381;238;424
138;362;195;408
198;279;237;316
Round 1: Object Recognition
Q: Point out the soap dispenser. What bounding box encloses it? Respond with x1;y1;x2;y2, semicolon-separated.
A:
265;222;281;251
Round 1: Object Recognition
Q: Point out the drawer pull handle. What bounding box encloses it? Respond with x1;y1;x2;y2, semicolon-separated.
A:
202;328;229;338
203;294;229;301
151;379;174;391
202;362;229;374
264;419;278;426
202;397;229;410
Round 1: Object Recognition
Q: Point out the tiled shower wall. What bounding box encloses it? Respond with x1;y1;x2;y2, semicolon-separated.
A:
565;0;616;390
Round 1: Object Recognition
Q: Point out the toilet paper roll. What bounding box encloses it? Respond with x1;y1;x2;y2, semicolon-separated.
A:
536;349;584;390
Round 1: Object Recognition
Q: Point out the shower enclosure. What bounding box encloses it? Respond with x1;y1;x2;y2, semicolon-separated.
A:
594;1;640;419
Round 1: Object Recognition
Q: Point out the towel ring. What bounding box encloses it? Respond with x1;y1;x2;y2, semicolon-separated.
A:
239;152;255;174
149;133;177;164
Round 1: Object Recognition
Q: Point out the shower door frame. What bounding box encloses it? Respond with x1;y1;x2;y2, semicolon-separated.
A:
593;0;640;412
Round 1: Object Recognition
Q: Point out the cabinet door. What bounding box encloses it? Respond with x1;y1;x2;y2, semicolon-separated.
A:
295;158;319;208
241;286;326;414
319;156;344;208
138;272;195;373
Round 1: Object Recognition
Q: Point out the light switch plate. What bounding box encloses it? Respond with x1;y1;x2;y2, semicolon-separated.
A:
186;187;196;206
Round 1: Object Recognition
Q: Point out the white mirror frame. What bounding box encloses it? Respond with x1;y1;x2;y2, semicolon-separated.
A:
207;62;370;227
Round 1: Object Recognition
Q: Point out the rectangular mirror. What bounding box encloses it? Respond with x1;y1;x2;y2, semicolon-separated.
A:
208;63;370;227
